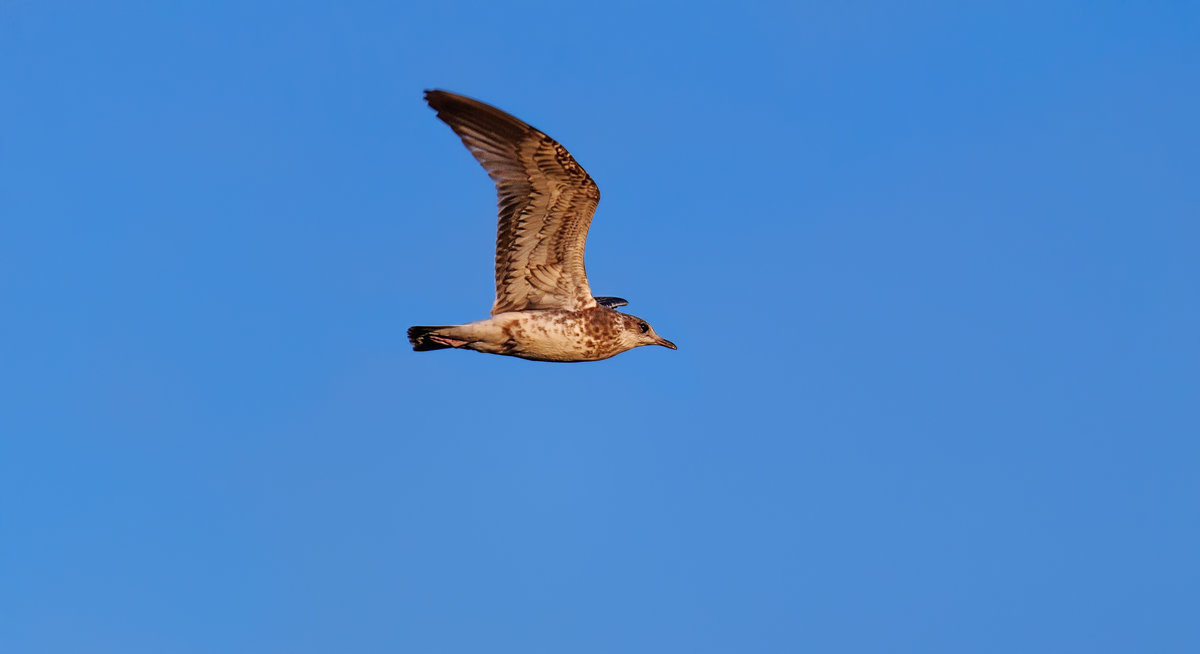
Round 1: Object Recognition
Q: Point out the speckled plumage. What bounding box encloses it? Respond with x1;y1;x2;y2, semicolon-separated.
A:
409;90;675;362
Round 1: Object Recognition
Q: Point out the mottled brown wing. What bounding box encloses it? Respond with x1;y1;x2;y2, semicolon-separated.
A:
425;90;601;315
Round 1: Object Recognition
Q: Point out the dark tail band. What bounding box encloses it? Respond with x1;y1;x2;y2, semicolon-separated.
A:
408;325;454;351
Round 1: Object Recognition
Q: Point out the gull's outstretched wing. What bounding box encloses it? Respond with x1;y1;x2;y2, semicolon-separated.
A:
425;90;600;315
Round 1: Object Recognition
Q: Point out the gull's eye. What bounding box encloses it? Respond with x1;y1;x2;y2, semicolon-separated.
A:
639;322;650;333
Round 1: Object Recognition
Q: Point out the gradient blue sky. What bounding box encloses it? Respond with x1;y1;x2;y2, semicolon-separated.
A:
3;2;1198;652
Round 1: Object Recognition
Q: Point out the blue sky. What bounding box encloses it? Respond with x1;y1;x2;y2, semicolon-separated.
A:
2;1;1198;652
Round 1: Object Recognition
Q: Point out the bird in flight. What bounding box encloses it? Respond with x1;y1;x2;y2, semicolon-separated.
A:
408;90;676;362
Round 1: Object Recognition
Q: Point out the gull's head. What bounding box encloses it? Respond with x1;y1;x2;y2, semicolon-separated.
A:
617;313;677;352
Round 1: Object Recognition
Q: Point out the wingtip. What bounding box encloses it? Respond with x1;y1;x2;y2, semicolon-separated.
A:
425;89;466;112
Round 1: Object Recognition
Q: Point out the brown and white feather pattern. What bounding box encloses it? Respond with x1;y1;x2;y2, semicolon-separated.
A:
425;90;601;315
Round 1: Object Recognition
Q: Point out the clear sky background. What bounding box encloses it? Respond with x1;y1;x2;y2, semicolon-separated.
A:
2;1;1198;652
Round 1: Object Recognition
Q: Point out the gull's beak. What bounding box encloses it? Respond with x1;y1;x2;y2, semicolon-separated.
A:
655;336;677;350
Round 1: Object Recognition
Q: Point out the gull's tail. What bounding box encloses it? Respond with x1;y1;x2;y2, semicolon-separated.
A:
408;325;455;351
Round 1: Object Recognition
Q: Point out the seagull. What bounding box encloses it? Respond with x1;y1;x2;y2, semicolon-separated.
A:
408;90;676;362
